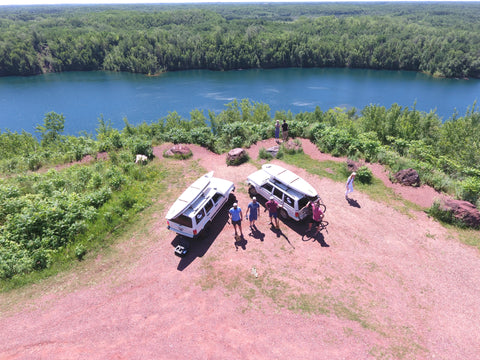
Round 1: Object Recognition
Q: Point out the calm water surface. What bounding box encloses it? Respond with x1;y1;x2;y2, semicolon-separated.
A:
0;68;479;135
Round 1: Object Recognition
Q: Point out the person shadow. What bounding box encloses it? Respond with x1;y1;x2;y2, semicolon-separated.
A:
312;231;330;247
270;224;295;249
234;234;248;250
248;225;265;242
346;197;361;208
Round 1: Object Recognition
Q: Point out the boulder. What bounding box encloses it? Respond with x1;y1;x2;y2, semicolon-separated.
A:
441;199;480;228
266;145;280;157
164;144;192;158
346;159;362;173
394;168;420;187
226;148;248;166
283;140;302;153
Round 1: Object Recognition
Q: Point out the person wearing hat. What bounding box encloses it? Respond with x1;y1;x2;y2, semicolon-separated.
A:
246;196;260;229
345;172;356;199
229;202;243;237
265;196;280;229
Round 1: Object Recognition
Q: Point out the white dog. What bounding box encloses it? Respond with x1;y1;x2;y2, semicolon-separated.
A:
135;154;148;164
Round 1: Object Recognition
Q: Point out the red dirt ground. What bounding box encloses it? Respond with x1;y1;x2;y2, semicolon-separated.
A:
1;139;479;360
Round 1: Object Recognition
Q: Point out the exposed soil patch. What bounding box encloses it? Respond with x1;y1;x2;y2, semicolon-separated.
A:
1;139;479;360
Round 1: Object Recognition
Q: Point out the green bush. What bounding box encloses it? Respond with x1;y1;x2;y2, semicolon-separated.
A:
355;166;373;184
75;244;87;261
459;177;480;203
427;201;466;228
258;147;273;160
226;151;249;166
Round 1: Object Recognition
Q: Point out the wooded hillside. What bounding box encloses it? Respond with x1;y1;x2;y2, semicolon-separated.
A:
0;2;479;78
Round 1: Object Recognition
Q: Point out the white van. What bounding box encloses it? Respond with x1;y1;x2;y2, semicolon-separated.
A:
247;164;322;221
166;172;235;238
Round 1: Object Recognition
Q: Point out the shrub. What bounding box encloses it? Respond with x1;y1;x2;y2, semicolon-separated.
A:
459;177;480;203
163;149;192;160
258;147;273;160
427;201;465;228
355;166;373;184
226;152;249;166
75;244;87;261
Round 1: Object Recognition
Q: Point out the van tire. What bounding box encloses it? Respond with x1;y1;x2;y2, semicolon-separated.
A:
279;208;289;220
248;185;257;196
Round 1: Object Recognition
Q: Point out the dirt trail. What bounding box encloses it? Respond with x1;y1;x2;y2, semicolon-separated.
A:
1;139;479;360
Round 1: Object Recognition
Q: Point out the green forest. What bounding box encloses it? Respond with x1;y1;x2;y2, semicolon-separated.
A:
0;2;479;78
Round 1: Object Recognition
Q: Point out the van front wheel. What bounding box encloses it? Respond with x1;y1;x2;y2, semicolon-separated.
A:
279;208;289;220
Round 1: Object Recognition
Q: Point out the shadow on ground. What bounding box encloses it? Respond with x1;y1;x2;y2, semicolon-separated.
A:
346;198;361;208
171;199;234;271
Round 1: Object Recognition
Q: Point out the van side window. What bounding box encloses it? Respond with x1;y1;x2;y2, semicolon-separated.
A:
172;214;192;228
273;187;284;200
284;195;294;207
195;208;206;224
212;193;222;203
204;199;214;214
262;183;273;193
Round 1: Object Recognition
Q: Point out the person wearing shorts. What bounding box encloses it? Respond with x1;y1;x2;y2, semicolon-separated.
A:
246;197;260;228
229;202;243;237
345;172;356;199
307;200;325;235
282;120;289;142
265;196;280;228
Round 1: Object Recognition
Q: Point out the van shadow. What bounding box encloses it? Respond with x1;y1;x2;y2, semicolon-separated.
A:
171;201;232;271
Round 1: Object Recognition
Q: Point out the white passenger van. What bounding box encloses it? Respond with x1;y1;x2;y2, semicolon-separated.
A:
247;164;322;221
166;172;235;238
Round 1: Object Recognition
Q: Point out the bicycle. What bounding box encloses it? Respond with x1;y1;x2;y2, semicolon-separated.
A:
302;220;329;241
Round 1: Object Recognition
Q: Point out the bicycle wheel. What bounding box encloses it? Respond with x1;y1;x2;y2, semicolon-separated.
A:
317;220;329;234
317;196;326;213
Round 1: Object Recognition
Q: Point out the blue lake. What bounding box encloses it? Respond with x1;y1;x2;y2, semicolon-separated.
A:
0;68;479;135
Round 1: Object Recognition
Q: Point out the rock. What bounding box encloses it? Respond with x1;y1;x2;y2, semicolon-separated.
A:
394;168;420;187
266;145;280;157
164;144;192;158
346;159;362;173
441;199;480;228
226;148;248;166
283;140;302;153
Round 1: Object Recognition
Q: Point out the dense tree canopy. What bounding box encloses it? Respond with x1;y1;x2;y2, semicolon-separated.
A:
0;2;479;78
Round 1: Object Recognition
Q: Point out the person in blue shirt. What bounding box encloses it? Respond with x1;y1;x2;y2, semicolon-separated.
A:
246;197;260;229
229;202;243;237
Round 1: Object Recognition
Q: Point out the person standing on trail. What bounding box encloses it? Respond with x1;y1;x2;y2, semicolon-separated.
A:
246;197;260;229
229;202;243;237
307;200;325;235
345;172;356;199
274;120;281;143
282;119;289;142
265;196;280;229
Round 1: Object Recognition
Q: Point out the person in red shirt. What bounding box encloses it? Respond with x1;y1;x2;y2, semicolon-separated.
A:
265;196;280;229
307;200;325;235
